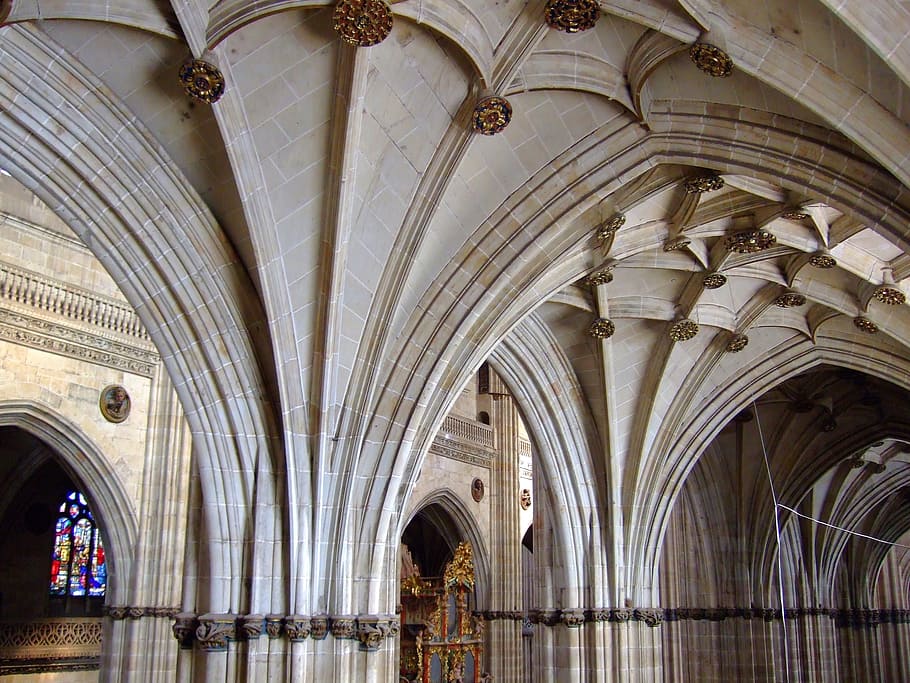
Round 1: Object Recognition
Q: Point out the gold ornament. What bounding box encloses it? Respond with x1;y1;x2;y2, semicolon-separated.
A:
703;272;727;289
669;318;699;342
775;291;806;308
585;270;613;287
664;237;691;252
809;252;837;269
333;0;393;47
596;212;625;240
853;316;877;334
689;43;733;77
724;229;776;254
588;317;615;339
544;0;600;33
472;95;512;135
782;210;810;220
726;334;748;352
684;173;724;194
873;285;906;305
444;542;475;590
178;59;225;104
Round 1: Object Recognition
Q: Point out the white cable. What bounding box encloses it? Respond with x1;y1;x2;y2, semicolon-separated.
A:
752;401;792;683
776;504;910;550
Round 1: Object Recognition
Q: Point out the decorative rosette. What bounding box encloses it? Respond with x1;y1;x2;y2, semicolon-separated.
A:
684;173;724;194
873;285;906;305
333;0;394;46
585;269;613;287
702;272;727;289
663;237;691;252
726;334;748;352
774;291;806;308
853;316;877;334
544;0;600;33
669;318;699;342
689;43;733;77
724;229;776;253
809;252;837;269
588;317;615;339
472;95;512;135
596;212;625;240
178;59;225;104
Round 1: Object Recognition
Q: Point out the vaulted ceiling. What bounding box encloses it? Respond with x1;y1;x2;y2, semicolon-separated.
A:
4;0;910;600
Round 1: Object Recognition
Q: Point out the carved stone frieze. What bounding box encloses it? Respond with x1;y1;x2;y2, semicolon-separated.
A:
0;308;157;377
634;609;663;627
107;606;180;620
428;439;493;469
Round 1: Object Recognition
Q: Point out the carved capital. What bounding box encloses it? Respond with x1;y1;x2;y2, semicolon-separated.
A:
240;614;265;640
107;606;128;620
356;616;392;651
284;615;311;641
265;615;284;639
172;612;197;649
127;606;145;620
331;616;357;639
560;609;585;628
634;608;663;627
610;609;632;623
195;614;236;651
310;615;329;640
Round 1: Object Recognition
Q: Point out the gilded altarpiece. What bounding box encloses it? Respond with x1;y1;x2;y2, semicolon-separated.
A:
400;542;484;683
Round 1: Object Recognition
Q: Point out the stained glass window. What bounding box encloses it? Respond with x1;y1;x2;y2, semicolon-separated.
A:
49;491;106;598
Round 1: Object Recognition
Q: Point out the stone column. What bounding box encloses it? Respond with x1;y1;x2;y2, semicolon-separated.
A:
484;369;524;680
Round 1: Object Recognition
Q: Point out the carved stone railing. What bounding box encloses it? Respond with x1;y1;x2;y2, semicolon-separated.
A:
0;262;149;341
430;415;496;468
519;437;532;458
440;414;494;448
0;618;101;674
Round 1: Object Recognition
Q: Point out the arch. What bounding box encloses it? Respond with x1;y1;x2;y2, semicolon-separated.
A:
358;105;910;612
403;488;490;606
634;338;910;604
0;400;137;605
0;24;284;612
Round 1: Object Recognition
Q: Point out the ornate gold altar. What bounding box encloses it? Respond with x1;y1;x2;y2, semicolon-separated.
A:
400;542;484;683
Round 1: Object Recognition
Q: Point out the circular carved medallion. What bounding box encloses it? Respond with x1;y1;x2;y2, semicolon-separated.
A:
702;272;727;289
684;173;724;194
471;478;485;502
520;489;532;510
873;285;906;305
689;43;733;77
853;316;878;334
775;291;806;308
178;59;225;104
544;0;600;33
724;229;776;254
588;317;615;339
726;334;748;352
472;95;512;135
100;384;131;423
669;319;699;342
333;0;393;47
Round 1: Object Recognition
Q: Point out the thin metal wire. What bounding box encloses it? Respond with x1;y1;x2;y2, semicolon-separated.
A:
752;401;792;683
776;504;910;550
